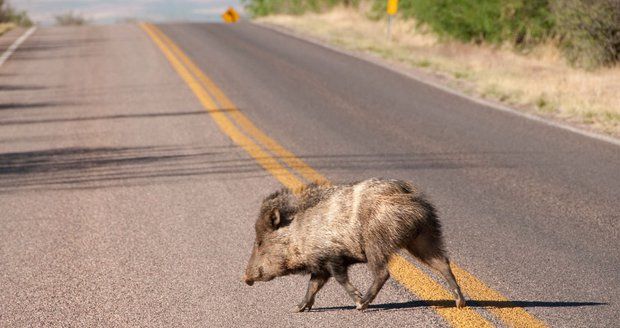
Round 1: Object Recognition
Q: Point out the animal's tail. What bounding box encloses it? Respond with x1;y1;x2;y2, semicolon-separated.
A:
405;199;466;308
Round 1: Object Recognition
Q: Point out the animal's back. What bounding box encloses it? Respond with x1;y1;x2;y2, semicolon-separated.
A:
290;178;432;261
289;183;365;263
350;179;434;252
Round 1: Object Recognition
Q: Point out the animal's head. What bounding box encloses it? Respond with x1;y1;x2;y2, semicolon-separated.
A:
243;190;295;286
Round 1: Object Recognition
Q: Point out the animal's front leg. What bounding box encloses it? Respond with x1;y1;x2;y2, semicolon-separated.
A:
292;273;329;312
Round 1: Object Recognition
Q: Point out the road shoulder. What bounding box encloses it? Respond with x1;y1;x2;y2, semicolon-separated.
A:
254;20;620;147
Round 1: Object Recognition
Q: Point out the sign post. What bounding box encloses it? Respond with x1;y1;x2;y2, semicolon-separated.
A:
386;0;398;40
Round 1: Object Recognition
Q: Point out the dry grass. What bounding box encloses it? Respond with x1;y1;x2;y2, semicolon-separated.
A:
0;22;15;36
258;6;620;137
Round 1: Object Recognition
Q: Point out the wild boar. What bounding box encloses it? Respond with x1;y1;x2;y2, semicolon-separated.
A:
243;178;465;312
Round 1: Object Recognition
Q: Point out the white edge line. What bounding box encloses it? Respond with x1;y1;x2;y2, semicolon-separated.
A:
252;22;620;147
0;26;37;68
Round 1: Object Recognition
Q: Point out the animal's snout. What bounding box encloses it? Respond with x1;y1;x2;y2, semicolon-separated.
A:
243;266;265;285
243;274;255;286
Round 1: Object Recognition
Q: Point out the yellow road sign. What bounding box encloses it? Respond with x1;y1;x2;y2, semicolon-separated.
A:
222;7;240;23
387;0;398;15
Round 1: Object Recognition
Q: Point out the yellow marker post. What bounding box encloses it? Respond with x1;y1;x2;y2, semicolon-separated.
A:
386;0;398;39
387;0;398;15
221;7;240;23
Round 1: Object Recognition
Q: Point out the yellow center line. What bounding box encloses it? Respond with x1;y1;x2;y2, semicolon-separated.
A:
145;23;491;328
142;22;546;328
141;23;304;190
148;25;327;185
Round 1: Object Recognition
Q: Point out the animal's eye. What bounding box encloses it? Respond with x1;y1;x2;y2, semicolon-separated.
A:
256;240;262;247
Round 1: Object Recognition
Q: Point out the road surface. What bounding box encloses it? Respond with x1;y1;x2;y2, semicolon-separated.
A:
0;22;618;327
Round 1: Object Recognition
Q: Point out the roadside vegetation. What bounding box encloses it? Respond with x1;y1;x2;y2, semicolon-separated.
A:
0;0;32;35
55;12;89;26
246;0;620;137
246;0;360;16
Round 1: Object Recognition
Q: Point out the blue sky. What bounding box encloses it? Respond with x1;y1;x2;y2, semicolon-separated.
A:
10;0;244;25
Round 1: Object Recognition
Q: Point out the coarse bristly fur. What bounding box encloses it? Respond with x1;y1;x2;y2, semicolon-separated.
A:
243;178;466;312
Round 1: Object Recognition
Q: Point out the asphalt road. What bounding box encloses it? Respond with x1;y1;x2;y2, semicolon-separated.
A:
1;22;618;327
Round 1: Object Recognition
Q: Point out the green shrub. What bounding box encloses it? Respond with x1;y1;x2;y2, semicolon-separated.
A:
553;0;620;68
55;11;88;26
244;0;359;17
0;0;33;26
244;0;620;67
373;0;554;45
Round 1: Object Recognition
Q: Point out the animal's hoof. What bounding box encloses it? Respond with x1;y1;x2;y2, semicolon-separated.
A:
456;298;466;309
355;302;368;311
292;302;313;313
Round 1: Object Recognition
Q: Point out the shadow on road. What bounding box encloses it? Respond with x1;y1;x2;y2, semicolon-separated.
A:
294;152;519;172
312;299;607;312
0;143;520;193
0;84;47;91
0;145;275;193
0;109;234;125
0;101;69;111
12;37;108;54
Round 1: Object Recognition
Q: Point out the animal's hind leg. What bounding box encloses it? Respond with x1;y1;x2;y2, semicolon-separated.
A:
358;253;390;311
328;264;363;308
407;233;466;308
427;256;466;308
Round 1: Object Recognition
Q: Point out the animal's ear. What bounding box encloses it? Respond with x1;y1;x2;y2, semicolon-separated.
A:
271;208;281;229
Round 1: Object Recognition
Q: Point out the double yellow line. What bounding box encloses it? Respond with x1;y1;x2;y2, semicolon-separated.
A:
141;22;546;328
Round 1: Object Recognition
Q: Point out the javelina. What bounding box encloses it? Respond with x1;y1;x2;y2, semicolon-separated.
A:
243;178;465;311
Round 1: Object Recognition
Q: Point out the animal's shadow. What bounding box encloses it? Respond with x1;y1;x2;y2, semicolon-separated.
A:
311;299;606;312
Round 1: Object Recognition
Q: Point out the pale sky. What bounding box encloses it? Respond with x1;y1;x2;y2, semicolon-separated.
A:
9;0;245;25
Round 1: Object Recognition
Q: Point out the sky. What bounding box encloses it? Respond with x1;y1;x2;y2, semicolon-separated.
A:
9;0;245;25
